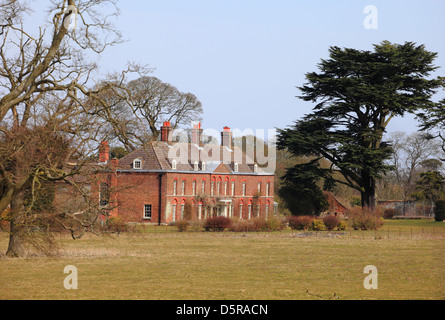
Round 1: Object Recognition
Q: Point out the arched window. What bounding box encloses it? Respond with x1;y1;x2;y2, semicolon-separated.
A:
239;200;244;220
172;159;177;170
172;199;178;222
198;202;203;220
181;199;186;219
99;182;110;207
194;161;199;171
266;200;271;219
248;200;253;220
254;163;258;173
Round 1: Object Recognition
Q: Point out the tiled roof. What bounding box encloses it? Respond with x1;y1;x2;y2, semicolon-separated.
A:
117;141;273;175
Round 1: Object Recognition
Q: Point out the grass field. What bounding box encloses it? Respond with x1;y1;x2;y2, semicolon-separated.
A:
0;219;444;300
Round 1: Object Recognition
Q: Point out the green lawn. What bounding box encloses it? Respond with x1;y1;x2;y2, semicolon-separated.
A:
0;219;444;300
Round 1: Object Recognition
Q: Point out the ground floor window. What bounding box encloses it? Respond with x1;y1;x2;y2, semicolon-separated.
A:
144;204;152;220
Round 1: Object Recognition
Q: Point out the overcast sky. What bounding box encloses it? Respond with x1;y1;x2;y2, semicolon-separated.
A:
34;1;445;138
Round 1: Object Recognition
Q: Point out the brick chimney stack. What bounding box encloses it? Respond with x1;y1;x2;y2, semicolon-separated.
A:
161;122;173;143
99;141;110;164
191;123;203;146
221;126;233;148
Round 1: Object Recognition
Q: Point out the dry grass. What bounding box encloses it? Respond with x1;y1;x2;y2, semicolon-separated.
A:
0;221;444;300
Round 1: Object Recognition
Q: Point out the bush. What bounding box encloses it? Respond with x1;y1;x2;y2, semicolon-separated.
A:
176;220;190;232
337;220;347;231
229;219;254;232
383;208;396;219
310;220;327;231
189;220;204;232
252;218;269;232
106;216;129;233
347;206;384;230
265;216;287;232
288;216;314;231
435;201;445;222
323;215;340;231
204;216;232;232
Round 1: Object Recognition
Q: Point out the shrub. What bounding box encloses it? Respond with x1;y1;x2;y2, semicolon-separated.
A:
106;216;129;233
189;220;204;232
265;216;287;231
176;220;190;232
383;208;396;219
288;216;314;231
347;206;384;230
252;218;269;232
435;201;445;222
229;219;254;232
337;220;347;231
204;216;232;232
323;215;340;231
310;220;327;231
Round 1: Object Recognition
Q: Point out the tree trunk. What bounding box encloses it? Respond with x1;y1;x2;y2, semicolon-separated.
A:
6;190;27;258
361;173;377;210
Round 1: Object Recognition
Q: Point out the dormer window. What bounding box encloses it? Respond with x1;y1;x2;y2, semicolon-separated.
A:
254;163;258;173
202;162;206;171
234;162;239;173
194;161;199;171
172;159;177;170
133;159;142;170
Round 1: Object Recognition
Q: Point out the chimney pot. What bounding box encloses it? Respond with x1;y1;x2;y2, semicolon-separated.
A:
221;126;233;148
99;141;110;164
161;122;173;142
191;122;203;146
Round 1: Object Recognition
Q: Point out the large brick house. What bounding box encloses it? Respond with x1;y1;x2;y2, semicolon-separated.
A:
94;122;276;224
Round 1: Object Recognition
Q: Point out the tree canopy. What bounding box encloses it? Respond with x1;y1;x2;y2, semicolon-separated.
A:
278;41;443;209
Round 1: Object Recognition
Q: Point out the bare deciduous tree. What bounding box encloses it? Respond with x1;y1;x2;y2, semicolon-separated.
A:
0;0;123;257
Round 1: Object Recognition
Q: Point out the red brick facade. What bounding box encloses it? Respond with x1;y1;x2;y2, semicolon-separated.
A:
94;124;276;224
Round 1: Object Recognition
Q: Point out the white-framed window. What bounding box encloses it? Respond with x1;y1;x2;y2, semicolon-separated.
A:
172;204;177;222
198;204;203;220
173;180;177;195
266;182;270;197
194;161;199;171
224;182;228;196
239;203;244;219
172;159;177;170
192;180;196;195
234;163;239;173
181;204;185;219
211;181;214;196
182;180;186;195
242;182;246;196
133;159;142;170
254;163;258;173
258;182;262;194
248;204;252;220
144;204;152;220
99;182;110;207
202;180;206;193
231;181;235;196
202;162;206;171
216;181;220;195
265;204;270;219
